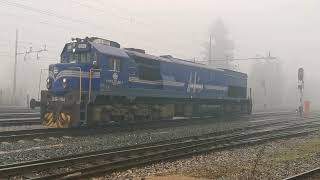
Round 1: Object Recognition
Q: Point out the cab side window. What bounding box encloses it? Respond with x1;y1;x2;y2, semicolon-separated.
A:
80;53;87;63
73;53;78;63
109;58;121;72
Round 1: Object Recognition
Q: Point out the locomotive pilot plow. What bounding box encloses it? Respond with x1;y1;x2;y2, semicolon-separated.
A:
44;111;71;128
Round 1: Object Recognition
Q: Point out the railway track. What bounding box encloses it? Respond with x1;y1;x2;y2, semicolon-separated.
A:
0;117;40;126
0;117;319;179
0;111;40;126
284;167;320;180
249;110;295;118
0;112;306;142
0;107;39;114
0;110;289;128
0;112;39;119
0;109;294;129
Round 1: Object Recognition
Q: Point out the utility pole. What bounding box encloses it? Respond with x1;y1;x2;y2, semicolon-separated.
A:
209;35;212;66
262;79;267;110
11;29;47;105
13;29;18;100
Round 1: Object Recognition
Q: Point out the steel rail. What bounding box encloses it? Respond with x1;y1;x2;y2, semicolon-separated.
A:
0;113;40;119
0;118;308;169
283;167;320;180
0;120;319;179
0;109;38;113
62;130;316;180
0;110;296;129
0;112;304;141
249;111;294;118
0;117;306;171
0;118;40;126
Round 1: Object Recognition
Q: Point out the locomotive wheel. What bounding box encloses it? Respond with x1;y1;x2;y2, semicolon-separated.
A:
44;112;71;128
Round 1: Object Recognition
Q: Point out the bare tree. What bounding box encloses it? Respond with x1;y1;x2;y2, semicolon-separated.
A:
203;19;235;69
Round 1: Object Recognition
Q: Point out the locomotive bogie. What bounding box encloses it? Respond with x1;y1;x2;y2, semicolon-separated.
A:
86;102;175;125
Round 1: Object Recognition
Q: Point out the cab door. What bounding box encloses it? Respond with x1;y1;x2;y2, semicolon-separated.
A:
187;71;198;93
100;56;127;91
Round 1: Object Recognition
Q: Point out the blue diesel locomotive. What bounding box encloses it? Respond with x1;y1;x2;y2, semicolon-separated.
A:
39;37;252;128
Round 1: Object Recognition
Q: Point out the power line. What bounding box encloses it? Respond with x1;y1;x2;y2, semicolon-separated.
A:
0;4;115;40
215;57;276;61
0;38;60;50
0;1;192;56
70;0;130;21
89;0;105;6
0;0;151;31
196;56;277;63
0;40;11;43
0;1;107;29
32;58;59;62
0;0;165;44
0;2;206;61
0;54;59;62
0;54;13;57
69;0;150;25
38;21;96;37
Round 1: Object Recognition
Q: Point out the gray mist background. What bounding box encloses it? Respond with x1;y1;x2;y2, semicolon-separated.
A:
0;0;319;110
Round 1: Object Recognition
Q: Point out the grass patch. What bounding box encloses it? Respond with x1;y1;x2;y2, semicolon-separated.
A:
272;138;320;162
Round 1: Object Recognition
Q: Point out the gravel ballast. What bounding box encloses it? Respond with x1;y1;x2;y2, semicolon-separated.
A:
0;114;318;180
0;114;320;180
101;132;320;180
0;118;257;165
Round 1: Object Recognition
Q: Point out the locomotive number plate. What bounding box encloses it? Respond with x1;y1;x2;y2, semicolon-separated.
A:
51;96;65;102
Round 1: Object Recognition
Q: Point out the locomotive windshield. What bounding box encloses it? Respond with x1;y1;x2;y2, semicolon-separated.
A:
61;52;97;64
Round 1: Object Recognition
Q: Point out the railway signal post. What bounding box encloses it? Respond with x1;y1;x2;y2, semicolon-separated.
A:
298;68;304;117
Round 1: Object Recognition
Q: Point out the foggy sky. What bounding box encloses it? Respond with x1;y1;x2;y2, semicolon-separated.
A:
0;0;319;107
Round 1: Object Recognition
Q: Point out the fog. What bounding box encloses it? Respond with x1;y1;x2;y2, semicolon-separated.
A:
0;0;319;110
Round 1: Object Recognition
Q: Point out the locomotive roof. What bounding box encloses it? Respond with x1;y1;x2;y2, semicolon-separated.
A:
90;41;247;76
127;50;248;78
89;41;129;58
125;50;226;72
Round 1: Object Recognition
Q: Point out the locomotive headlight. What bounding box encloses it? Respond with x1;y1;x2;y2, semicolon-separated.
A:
62;78;68;89
46;78;52;89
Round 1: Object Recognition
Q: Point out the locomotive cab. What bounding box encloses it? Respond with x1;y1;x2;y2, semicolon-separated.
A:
41;37;124;128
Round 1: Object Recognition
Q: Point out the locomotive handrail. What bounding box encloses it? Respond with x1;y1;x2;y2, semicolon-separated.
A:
89;68;101;102
66;67;82;102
